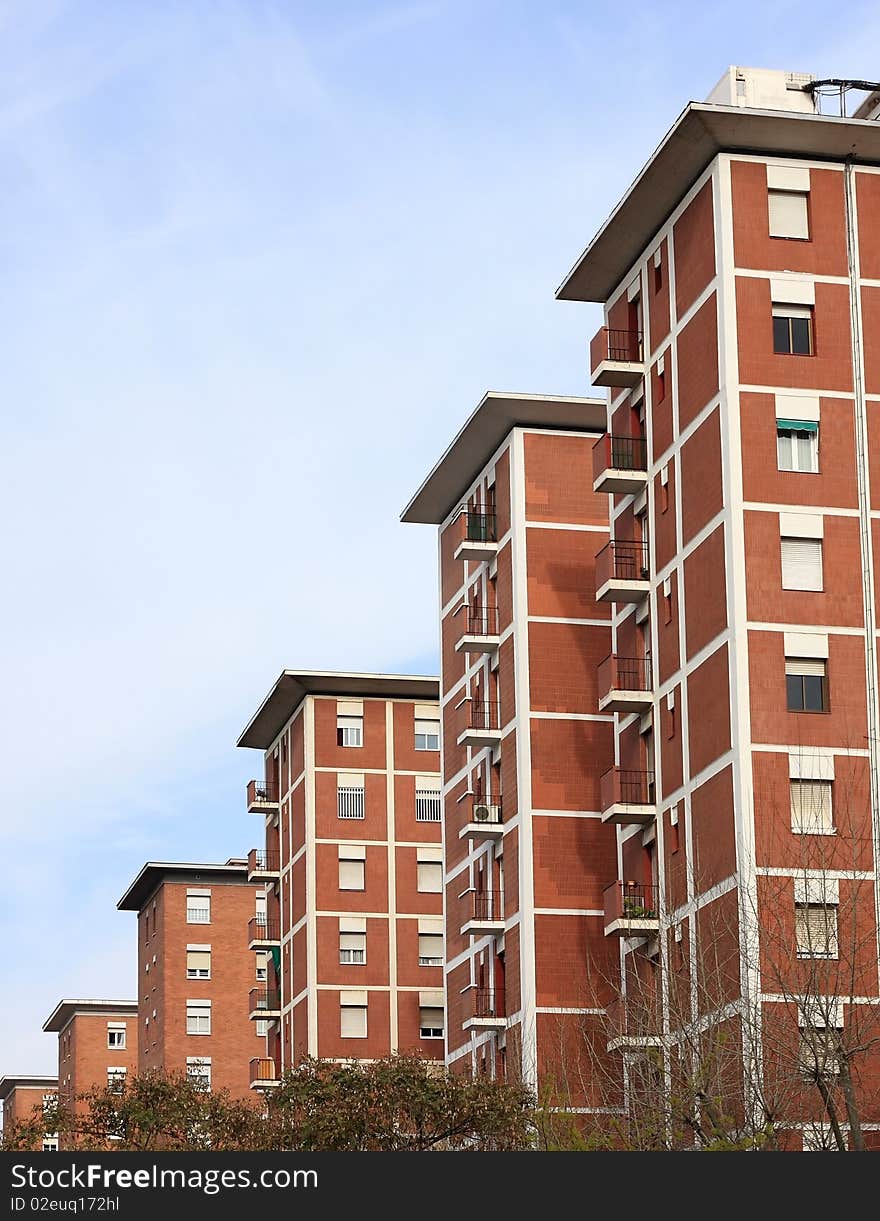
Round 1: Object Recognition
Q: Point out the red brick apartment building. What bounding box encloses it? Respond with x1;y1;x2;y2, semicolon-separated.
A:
117;860;265;1098
43;1000;138;1143
237;671;444;1088
0;1076;58;1150
406;69;880;1145
402;392;614;1094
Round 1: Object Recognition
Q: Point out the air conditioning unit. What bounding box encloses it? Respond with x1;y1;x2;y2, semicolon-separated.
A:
473;803;491;822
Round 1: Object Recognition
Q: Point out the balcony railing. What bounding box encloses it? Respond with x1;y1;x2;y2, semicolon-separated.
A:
248;916;281;945
462;605;499;637
467;700;501;732
592;433;649;494
247;779;279;812
470;890;502;922
249;1058;280;1088
472;988;505;1020
600;767;655;824
603;881;660;934
247;849;280;877
465;509;497;543
249;988;281;1016
597;654;653;713
589;327;645;386
595;540;650;602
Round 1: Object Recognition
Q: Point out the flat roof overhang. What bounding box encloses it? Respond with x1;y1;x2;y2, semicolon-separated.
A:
401;391;607;526
0;1076;58;1101
43;1000;138;1034
556;102;880;304
238;671;440;751
117;861;250;911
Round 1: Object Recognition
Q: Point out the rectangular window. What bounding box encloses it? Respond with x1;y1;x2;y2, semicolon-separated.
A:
42;1139;58;1152
107;1068;127;1095
337;783;365;819
256;1019;269;1038
186;1001;211;1035
769;190;810;239
186;895;210;925
340;931;366;965
786;658;828;713
419;1007;444;1039
773;305;814;356
186;949;211;980
790;779;833;834
337;716;363;748
777;420;819;473
417;859;443;894
340;1000;368;1039
795;904;838;959
781;537;823;591
186;1058;211;1091
255;951;268;982
339;856;365;891
415;789;442;822
800;1028;842;1078
418;933;443;967
107;1027;126;1050
414;719;440;751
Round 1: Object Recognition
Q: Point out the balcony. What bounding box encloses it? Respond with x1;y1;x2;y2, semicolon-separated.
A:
453;507;499;564
459;795;503;843
460;889;505;938
600;767;655;825
249;1058;281;1090
249;989;282;1020
589;327;645;388
247;849;281;884
597;654;653;714
603;882;660;938
457;699;502;750
605;997;664;1053
595;540;650;603
592;434;649;495
247;779;279;815
454;604;501;654
463;987;506;1032
248;916;281;950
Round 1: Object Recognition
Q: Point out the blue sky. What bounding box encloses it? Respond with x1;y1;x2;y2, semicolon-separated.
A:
1;0;877;1073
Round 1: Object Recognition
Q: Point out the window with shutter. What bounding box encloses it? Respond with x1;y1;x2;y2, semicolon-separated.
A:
340;1004;367;1038
790;779;833;833
781;537;823;591
339;931;366;964
786;658;827;712
418;933;443;966
338;858;365;891
776;421;818;472
417;861;442;893
419;1007;444;1038
795;904;838;958
768;190;810;239
186;949;211;979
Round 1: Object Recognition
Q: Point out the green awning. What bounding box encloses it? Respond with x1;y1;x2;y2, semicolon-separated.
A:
271;946;281;973
776;419;818;433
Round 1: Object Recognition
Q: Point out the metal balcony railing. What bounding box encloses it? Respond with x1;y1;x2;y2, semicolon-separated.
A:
247;778;279;807
597;654;653;696
472;988;505;1019
592;433;648;478
469;890;502;922
248;916;280;943
464;699;501;732
464;508;497;543
600;767;655;810
248;849;280;874
604;881;660;925
459;605;500;637
590;326;644;368
249;989;281;1013
596;540;650;586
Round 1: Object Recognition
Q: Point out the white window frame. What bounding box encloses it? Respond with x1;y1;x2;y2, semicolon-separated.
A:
186;894;211;925
337;715;363;748
340;995;368;1039
186;948;212;980
339;930;367;965
781;536;823;592
186;1057;212;1091
186;1000;212;1035
337;783;365;820
107;1067;127;1094
790;778;834;834
418;932;443;967
414;718;440;751
795;903;839;960
107;1026;126;1050
338;856;365;891
419;1006;444;1039
768;189;810;240
417;859;443;894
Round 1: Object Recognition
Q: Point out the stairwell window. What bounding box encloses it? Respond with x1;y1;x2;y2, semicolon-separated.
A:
781;537;823;592
777;420;818;472
773;305;814;356
786;657;827;713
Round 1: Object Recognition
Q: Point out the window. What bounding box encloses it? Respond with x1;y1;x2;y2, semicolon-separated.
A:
255;1019;268;1038
769;190;810;240
777;420;818;472
186;1000;211;1035
107;1068;127;1095
417;849;443;894
339;848;366;891
337;716;363;748
340;931;366;965
415;719;440;751
186;894;210;924
786;658;827;713
800;1027;842;1078
796;904;838;959
186;1058;211;1091
773;305;814;355
418;933;443;967
337;774;365;819
186;948;211;980
791;779;833;834
781;537;823;591
415;789;442;822
255;951;268;982
107;1026;126;1049
42;1139;58;1152
419;1007;444;1039
340;992;368;1039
